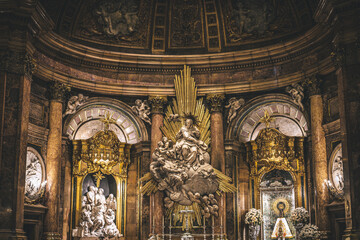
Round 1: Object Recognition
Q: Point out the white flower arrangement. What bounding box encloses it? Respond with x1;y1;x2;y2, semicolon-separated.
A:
245;208;263;225
298;224;321;240
290;207;309;225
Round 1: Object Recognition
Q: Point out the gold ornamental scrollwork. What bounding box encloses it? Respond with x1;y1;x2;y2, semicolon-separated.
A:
71;115;132;236
72;129;131;178
246;126;307;209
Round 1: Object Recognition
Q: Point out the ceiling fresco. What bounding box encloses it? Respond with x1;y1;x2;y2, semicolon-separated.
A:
41;0;315;54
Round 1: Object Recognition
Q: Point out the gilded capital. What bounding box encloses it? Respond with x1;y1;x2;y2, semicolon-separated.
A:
206;94;225;113
302;75;322;96
49;81;71;102
330;45;345;69
148;96;168;114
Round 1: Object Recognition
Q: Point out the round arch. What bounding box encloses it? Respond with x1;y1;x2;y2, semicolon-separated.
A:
226;94;309;142
63;97;148;143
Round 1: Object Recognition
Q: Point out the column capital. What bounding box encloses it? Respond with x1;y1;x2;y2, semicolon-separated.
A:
0;51;36;77
49;81;71;102
302;75;322;96
148;95;168;114
330;44;346;69
206;93;225;113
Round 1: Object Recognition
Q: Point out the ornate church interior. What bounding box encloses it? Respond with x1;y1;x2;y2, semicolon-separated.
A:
0;0;359;239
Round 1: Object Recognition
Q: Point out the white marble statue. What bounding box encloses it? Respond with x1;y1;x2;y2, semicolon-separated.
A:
72;186;121;238
149;116;220;217
286;83;304;111
131;99;151;124
63;93;89;117
225;97;245;124
25;150;44;200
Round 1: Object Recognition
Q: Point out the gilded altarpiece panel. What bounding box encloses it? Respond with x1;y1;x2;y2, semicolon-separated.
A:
71;128;131;236
246;128;307;239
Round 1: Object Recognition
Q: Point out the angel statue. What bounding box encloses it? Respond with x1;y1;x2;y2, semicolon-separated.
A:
63;93;89;117
131;99;151;125
286;83;304;111
225;97;245;124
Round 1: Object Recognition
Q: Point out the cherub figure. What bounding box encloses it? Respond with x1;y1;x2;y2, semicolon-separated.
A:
286;83;304;111
225;97;245;124
131;99;151;125
63;94;89;117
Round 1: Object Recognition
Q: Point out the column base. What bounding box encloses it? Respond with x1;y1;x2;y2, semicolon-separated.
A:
43;232;61;240
0;229;27;239
343;229;360;240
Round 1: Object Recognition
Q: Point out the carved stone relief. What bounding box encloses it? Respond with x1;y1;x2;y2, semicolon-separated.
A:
285;83;304;111
225;97;245;124
221;0;297;44
73;0;151;47
330;144;344;192
72;187;121;238
25;147;46;203
169;0;204;48
131;99;151;125
63;94;89;117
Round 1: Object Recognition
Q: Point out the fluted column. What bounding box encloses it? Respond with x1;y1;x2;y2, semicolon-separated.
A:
43;82;70;240
304;76;330;233
206;94;226;234
148;95;167;235
0;51;34;240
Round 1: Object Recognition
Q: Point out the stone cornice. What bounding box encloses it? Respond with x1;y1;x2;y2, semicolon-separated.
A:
35;24;332;73
34;53;334;96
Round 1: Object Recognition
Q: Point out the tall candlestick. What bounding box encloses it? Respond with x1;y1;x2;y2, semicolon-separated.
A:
162;216;165;240
212;216;215;240
203;217;207;240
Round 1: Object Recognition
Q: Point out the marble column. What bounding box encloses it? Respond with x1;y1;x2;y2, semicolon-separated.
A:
206;94;226;234
304;76;330;233
332;43;360;239
148;96;167;235
132;141;151;240
43;82;70;240
0;51;34;239
62;139;72;240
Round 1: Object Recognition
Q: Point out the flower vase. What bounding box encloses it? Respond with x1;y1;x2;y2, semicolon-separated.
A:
249;224;260;240
294;223;304;240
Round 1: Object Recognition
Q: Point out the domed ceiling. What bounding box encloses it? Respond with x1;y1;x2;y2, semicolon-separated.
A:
40;0;315;54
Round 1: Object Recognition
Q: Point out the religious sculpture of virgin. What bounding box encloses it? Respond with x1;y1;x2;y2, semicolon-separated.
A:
150;115;220;217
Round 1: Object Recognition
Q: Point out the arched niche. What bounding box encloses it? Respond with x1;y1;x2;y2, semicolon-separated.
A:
260;169;296;240
64;97;148;143
226;94;309;142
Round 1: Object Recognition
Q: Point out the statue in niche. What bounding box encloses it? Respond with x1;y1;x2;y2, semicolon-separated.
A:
63;94;89;117
225;97;245;124
25;150;45;202
94;0;139;38
332;156;344;191
132;99;151;125
285;83;304;111
149;116;220;217
72;186;121;238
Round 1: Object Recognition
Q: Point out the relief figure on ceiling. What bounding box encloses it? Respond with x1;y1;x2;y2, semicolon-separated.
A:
231;0;276;37
94;0;139;38
224;0;296;42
